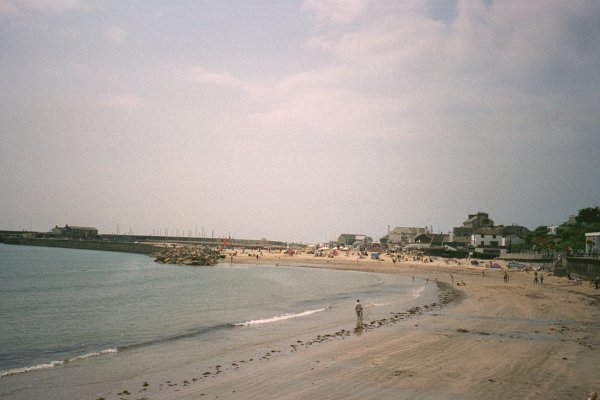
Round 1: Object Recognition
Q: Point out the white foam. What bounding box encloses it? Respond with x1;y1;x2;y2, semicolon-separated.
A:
1;360;64;378
1;348;118;378
235;308;328;326
67;348;117;362
410;286;426;299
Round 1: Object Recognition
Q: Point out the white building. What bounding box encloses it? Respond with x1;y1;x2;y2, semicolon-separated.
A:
471;228;503;247
585;232;600;253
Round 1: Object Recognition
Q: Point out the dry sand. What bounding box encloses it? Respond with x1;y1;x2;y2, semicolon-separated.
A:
107;252;600;400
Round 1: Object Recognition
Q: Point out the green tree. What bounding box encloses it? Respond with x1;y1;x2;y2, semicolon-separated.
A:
576;206;600;224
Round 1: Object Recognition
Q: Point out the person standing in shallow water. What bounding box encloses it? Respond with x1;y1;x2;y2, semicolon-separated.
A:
355;299;363;321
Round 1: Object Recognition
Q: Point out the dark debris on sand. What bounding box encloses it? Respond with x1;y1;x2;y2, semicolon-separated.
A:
106;279;462;399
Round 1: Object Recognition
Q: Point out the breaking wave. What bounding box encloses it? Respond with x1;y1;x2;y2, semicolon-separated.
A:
234;307;328;326
1;348;117;378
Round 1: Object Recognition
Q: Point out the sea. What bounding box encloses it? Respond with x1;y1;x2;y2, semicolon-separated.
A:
0;244;438;399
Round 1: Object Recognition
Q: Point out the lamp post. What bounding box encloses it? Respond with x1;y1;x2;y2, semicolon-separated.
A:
508;223;515;253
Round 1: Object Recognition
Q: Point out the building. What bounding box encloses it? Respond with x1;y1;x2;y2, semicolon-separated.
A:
51;225;99;239
430;233;471;249
471;228;503;247
585;232;600;253
386;226;430;246
469;228;504;257
453;212;494;236
337;234;373;249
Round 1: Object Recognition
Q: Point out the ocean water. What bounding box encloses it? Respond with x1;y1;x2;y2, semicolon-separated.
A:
0;244;436;399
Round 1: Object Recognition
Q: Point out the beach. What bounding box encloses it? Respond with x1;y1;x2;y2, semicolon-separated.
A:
96;251;600;400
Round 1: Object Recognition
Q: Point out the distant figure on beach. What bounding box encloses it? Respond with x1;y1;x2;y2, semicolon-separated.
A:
355;299;363;320
504;271;509;283
594;276;600;289
540;273;544;284
534;271;539;284
450;274;454;284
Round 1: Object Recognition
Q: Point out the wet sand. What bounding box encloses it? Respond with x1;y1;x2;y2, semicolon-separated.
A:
101;252;600;400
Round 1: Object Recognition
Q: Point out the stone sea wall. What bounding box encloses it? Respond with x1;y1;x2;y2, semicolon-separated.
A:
562;257;600;280
0;237;158;254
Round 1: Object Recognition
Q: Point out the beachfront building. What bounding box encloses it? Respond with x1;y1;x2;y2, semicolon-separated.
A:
337;234;373;249
585;232;600;253
387;226;430;246
471;228;503;247
470;228;504;257
51;225;99;239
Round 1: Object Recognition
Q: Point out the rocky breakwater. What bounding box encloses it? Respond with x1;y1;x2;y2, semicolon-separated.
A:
152;245;221;266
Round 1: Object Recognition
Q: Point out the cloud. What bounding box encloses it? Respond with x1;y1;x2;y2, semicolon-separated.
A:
185;66;240;86
294;0;600;142
1;0;82;15
199;0;598;147
98;93;144;111
107;26;126;44
0;0;18;16
242;66;399;137
302;0;369;24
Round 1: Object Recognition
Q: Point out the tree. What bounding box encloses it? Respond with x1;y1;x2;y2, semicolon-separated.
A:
576;207;600;224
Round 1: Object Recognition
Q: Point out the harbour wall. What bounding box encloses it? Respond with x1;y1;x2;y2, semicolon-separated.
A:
554;257;600;280
0;237;158;255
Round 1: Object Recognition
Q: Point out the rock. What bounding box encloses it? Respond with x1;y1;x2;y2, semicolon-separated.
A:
152;245;220;266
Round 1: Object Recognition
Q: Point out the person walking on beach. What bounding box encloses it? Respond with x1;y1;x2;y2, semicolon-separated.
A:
504;271;509;283
355;299;363;321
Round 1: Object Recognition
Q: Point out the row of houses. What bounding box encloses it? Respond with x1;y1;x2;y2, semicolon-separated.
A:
338;212;530;256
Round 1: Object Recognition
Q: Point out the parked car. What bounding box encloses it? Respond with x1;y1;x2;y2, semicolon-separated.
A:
507;261;526;270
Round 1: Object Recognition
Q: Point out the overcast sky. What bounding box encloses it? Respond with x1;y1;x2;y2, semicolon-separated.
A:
1;0;599;243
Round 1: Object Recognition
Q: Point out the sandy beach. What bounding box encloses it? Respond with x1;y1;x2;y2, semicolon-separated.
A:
101;252;600;400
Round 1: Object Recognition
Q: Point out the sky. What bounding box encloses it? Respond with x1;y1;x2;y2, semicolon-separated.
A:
1;0;599;243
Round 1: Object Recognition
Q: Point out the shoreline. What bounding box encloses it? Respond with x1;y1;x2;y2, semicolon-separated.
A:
95;253;599;400
2;245;598;399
